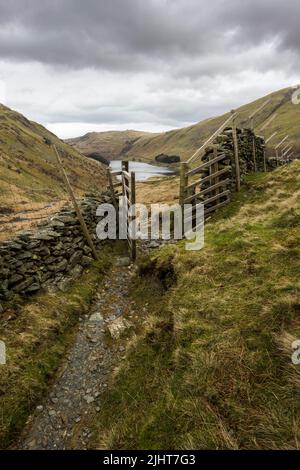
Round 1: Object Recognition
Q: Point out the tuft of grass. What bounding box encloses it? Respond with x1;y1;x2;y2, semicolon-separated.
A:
90;162;300;450
0;248;112;449
272;208;300;228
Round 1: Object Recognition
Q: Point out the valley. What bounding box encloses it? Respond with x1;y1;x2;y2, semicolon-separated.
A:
0;104;106;240
0;85;300;451
67;87;300;165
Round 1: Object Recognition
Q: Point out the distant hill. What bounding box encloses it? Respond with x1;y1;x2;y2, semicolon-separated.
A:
68;86;300;163
0;104;106;230
66;130;158;162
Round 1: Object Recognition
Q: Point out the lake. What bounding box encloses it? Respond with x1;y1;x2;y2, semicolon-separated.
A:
109;160;175;182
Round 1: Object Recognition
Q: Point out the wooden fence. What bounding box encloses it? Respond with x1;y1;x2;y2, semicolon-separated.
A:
107;161;136;261
179;112;242;220
180;146;234;220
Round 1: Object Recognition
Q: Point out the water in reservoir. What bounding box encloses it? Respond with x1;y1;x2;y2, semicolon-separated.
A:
109;160;175;182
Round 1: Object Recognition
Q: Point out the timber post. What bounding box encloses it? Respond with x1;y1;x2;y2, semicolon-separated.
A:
130;171;137;262
53;145;99;261
231;110;241;191
107;167;118;209
179;162;188;207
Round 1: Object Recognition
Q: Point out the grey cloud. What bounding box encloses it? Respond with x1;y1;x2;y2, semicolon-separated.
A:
0;0;299;73
0;0;299;135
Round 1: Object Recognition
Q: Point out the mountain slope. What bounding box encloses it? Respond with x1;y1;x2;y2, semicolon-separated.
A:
66;129;158;162
68;86;300;163
0;104;106;231
126;87;299;161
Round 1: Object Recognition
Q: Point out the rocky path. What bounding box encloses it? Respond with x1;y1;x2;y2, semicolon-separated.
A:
18;256;141;450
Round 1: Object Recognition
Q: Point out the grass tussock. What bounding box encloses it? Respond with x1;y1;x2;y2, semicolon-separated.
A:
90;161;300;450
0;249;112;449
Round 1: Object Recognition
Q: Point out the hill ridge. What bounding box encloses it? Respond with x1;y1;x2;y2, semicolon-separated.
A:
67;86;300;163
0;103;106;238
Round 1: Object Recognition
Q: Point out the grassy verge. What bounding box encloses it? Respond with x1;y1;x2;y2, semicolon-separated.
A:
90;162;300;450
0;248;113;449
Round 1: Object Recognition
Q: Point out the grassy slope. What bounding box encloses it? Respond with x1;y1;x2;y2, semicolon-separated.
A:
91;162;300;449
0;248;113;449
0;104;107;212
66;130;158;161
68;86;299;163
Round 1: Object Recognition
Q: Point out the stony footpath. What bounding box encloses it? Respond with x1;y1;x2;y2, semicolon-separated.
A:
17;256;144;450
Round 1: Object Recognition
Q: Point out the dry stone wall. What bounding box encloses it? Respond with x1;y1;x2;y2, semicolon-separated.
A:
198;127;266;203
0;191;112;305
216;127;265;175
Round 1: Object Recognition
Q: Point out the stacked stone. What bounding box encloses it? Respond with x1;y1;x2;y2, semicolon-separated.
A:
192;127;266;208
0;190;112;303
253;135;266;172
215;127;266;177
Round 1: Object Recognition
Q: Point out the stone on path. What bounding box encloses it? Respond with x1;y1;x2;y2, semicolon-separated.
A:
148;241;160;249
89;312;103;323
84;395;94;404
115;257;131;267
107;317;132;339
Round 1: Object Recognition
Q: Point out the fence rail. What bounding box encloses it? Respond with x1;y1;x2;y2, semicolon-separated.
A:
187;112;238;165
107;161;136;261
180;142;236;221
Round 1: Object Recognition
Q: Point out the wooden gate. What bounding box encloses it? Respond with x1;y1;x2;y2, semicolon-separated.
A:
107;161;136;261
179;112;241;226
179;146;232;224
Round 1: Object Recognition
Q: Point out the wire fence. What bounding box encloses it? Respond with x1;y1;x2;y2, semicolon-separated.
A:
0;146;98;242
0;178;70;242
0;134;107;241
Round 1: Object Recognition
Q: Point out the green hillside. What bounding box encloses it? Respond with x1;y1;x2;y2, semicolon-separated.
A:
90;160;300;449
68;86;300;163
126;86;299;162
0;104;106;235
66;129;158;162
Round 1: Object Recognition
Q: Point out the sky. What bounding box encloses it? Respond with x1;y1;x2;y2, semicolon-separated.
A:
0;0;299;139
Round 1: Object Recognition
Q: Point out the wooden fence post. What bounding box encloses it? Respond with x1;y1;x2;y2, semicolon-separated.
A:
130;171;136;261
263;147;267;172
231;111;241;191
121;160;128;213
211;146;219;201
250;114;257;172
53;145;98;261
107;167;118;209
179;162;188;207
252;135;257;172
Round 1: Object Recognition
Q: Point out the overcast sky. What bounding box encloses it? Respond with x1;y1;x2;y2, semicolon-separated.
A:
0;0;299;138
